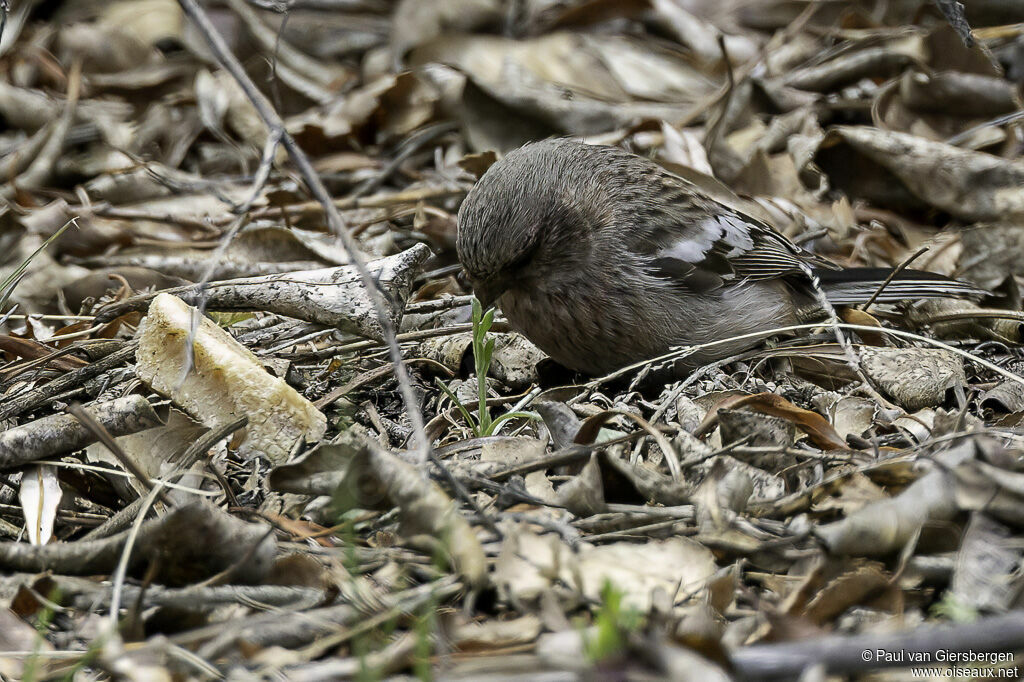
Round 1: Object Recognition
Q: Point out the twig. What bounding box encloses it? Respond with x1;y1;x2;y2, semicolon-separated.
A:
351;122;458;198
587;322;1024;389
176;0;431;463
916;309;1024;325
488;431;647;482
108;484;164;634
859;246;929;311
799;263;895;409
67;403;174;507
730;609;1024;679
0;342;138;422
0;0;8;48
179;213;251;387
946;110;1024;146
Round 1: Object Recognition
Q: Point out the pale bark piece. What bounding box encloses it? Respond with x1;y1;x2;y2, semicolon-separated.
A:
98;244;430;340
135;293;326;463
0;395;161;471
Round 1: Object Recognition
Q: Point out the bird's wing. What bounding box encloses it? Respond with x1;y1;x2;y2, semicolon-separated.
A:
631;172;835;291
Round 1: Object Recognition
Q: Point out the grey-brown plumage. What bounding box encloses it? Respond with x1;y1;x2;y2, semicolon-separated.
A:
456;139;983;375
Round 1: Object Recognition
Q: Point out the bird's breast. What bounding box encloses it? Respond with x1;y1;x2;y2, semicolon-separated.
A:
498;280;678;375
498;277;799;376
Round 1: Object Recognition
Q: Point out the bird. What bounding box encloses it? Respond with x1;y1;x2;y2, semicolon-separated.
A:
456;138;984;376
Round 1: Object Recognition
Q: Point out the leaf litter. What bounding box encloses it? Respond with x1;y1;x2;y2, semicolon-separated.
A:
1;0;1024;679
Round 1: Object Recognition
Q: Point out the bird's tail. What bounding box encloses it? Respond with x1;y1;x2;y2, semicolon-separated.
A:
813;267;987;305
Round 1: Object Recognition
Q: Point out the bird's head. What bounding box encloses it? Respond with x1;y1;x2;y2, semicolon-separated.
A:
456;139;612;308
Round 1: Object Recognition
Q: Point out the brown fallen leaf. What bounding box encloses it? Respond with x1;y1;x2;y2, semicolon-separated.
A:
695;392;848;451
0;335;88;371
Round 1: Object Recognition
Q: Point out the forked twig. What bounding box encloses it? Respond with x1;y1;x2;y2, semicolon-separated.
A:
588;322;1024;389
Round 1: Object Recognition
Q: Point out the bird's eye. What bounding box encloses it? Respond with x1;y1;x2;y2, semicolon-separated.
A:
506;248;534;272
505;226;542;272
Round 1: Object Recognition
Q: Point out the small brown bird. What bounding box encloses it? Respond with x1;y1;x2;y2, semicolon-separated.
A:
456;139;982;375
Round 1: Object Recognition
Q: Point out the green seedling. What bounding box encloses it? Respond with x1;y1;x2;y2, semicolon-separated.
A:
1;218;77;311
582;580;642;664
435;298;535;437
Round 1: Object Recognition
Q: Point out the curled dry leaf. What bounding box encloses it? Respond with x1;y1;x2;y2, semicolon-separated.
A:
577;537;718;612
695;392;848;451
907;298;1022;344
949;513;1022;612
954;460;1024;530
494;523;717;612
814;469;957;557
821;396;876;442
600;451;694;506
0;608;53;679
135;293;326;463
335;438;487;589
267;427;372;496
85;408;207;484
575;408;682;478
802;561;892;625
418;330;545;391
817;126;1024;222
859;347;966;411
959;224;1024;290
19;465;61;546
981;380;1024;413
815;441;978;556
718;408;795;449
77;225;352;281
555;453;607;517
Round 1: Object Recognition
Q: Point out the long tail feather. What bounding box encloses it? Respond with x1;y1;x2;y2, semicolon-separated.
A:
814;267;987;305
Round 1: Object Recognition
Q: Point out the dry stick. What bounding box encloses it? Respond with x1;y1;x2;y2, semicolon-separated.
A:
799;262;896;410
249;185;463;223
919;309;1024;324
175;417;248;469
352;121;458;198
294;322;478;359
107;483;164;634
730;609;1024;680
858;245;930;311
587;322;1024;390
488;431;647;482
67;402;173;507
234;127;283;213
0;342;138;422
175;0;430;465
174;0;498;536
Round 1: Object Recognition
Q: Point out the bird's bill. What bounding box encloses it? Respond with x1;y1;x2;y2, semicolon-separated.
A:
472;277;508;310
